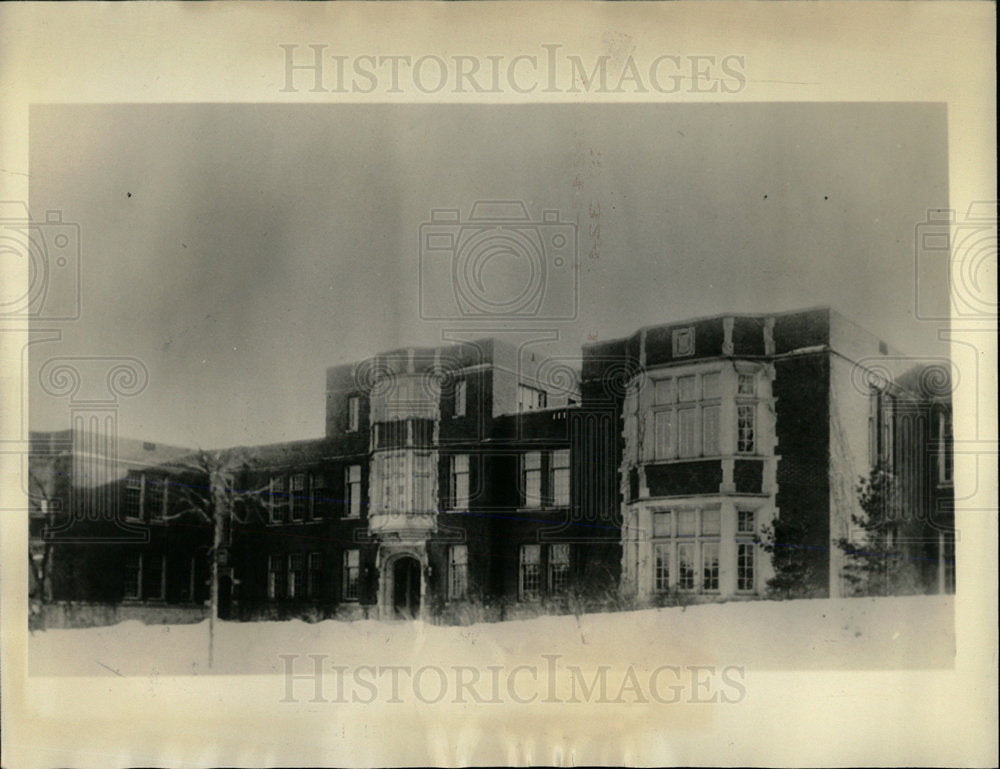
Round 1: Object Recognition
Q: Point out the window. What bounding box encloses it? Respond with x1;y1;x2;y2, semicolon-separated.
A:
379;450;406;514
270;476;287;523
268;554;286;599
519;544;541;600
702;372;721;400
677;408;697;457
307;553;323;598
518;384;547;412
678;376;697;402
653;511;673;537
454;380;467;417
654;543;670;593
288;553;305;598
124;551;167;601
413;452;433;514
654;378;675;405
677;543;695;590
346;465;362;518
342;550;360;601
551;449;571;506
672;327;695;357
737;373;757;396
938;410;953;483
651;371;721;460
737;544;755;592
701;508;721;536
737;404;756;454
146;476;166;520
347;396;360;432
450;454;470;509
290;474;307;521
702;405;720;456
549;544;571;593
125;474;142;520
737;509;755;535
310;474;326;519
449;545;468;600
677;510;696;536
522;452;542;508
124;551;142;599
654;411;674;459
701;543;719;592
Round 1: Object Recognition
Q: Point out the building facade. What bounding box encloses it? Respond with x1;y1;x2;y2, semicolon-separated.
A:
29;308;955;626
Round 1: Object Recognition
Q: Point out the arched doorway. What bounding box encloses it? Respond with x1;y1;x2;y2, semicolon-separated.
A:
392;556;421;619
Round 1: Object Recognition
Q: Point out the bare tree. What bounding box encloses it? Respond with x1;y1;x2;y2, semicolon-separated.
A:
28;471;57;627
166;448;268;666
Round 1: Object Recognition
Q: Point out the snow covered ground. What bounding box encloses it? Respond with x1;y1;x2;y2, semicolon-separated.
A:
29;594;954;677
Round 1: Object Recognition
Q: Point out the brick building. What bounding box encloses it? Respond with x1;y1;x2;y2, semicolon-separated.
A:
29;308;955;625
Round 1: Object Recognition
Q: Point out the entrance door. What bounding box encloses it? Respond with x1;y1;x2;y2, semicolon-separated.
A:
392;557;421;619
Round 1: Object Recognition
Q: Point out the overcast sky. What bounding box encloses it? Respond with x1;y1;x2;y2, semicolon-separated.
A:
29;103;949;449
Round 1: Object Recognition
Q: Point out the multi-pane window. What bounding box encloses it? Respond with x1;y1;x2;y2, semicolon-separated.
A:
551;449;571;506
737;405;756;454
454;380;467;418
702;405;720;456
146;476;166;520
125;475;142;520
654;543;670;592
677;408;697;457
450;454;470;509
651;508;736;594
677;543;695;590
449;545;468;600
517;384;547;412
522;452;542;508
737;509;755;535
307;553;323;598
347;396;360;432
346;465;362;518
651;371;722;460
548;544;571;594
310;473;326;519
342;550;360;601
379;450;406;514
267;554;286;599
288;553;305;598
270;476;287;523
702;543;720;592
124;551;166;600
737;544;755;592
289;474;307;521
519;544;542;599
654;411;673;458
737;373;757;396
413;452;433;514
124;551;142;599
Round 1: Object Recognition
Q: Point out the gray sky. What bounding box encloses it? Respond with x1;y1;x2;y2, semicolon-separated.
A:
29;103;949;449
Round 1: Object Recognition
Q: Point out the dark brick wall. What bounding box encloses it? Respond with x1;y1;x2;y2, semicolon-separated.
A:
773;352;831;595
645;460;724;497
